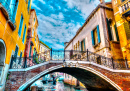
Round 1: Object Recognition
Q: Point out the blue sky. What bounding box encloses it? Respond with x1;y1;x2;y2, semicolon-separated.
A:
31;0;111;50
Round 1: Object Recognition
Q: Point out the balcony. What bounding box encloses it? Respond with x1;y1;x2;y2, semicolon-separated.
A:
0;0;16;30
119;0;130;14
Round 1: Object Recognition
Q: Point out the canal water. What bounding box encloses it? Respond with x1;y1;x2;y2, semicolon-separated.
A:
41;81;88;91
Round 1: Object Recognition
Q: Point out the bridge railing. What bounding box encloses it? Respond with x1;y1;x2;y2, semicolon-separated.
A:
9;50;129;70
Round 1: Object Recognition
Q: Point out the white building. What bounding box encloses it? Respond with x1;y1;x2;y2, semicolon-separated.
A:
39;41;51;62
65;2;121;59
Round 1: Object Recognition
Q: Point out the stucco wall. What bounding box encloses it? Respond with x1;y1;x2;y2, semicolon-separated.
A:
65;8;113;58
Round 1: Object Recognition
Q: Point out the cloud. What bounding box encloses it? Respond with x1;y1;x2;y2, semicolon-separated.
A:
31;0;102;50
31;3;42;11
64;0;99;19
37;13;81;49
38;0;46;4
51;12;64;20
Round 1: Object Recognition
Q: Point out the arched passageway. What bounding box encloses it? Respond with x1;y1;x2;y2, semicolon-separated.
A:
19;65;121;91
0;39;6;83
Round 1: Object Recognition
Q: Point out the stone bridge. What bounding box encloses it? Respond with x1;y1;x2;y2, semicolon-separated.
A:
5;60;130;91
5;50;130;91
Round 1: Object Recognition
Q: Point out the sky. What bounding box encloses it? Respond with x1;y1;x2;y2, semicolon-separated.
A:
31;0;111;50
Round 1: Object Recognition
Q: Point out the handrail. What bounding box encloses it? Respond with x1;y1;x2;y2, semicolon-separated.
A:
9;50;129;70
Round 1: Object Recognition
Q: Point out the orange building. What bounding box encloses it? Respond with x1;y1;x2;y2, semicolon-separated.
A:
24;9;39;66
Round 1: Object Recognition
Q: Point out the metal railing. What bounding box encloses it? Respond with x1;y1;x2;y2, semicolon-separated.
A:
9;49;129;70
0;0;16;25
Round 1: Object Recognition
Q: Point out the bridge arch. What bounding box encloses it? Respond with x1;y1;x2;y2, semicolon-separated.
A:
18;64;122;91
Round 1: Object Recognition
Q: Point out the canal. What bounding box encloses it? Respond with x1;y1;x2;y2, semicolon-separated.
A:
40;81;88;91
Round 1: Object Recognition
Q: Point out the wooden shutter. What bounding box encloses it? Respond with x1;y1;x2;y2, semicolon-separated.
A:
91;30;95;46
106;18;112;41
114;24;119;41
97;25;101;43
124;22;130;39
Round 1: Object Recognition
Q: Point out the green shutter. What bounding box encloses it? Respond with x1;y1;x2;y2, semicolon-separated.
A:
97;25;101;43
124;22;130;39
106;18;112;41
80;42;83;51
22;25;26;43
29;45;32;57
83;39;86;51
114;24;119;41
19;52;22;64
91;30;95;46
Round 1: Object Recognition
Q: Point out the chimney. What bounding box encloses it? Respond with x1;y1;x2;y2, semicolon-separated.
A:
99;0;105;5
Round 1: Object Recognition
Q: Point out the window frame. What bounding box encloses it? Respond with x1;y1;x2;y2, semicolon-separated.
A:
18;14;24;37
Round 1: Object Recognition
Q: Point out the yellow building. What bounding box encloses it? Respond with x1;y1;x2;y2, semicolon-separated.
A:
111;0;130;65
0;0;32;90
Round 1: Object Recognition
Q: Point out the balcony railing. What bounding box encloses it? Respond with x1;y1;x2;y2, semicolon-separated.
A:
119;0;130;14
0;0;16;29
9;50;129;70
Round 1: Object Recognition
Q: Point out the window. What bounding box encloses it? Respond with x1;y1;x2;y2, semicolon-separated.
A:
28;0;31;11
114;24;119;41
94;28;98;44
106;18;119;41
18;14;24;37
32;29;34;37
91;25;101;46
78;41;79;49
122;0;125;2
74;45;75;50
29;45;32;57
76;43;77;50
123;22;130;40
81;39;85;51
18;52;22;64
10;0;18;21
22;25;26;43
34;18;36;24
14;46;19;60
10;45;19;68
5;0;11;8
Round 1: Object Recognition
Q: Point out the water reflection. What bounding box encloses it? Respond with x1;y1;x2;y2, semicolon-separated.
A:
42;81;88;91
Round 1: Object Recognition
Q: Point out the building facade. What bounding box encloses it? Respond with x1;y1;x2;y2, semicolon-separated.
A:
24;9;39;66
64;73;85;88
65;2;123;60
0;0;32;90
111;0;130;65
39;41;51;62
